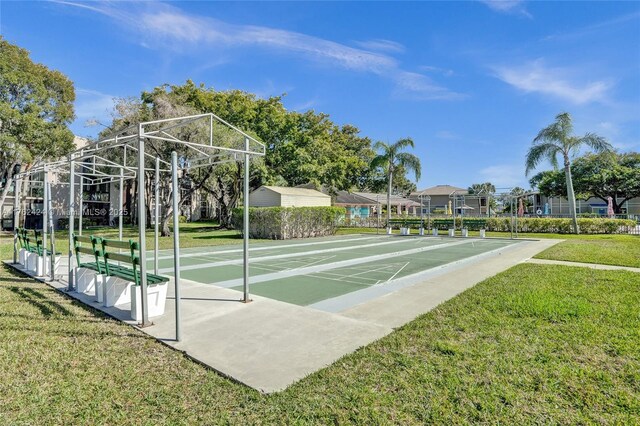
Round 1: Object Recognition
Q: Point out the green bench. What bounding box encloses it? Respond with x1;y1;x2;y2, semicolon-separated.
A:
19;228;43;255
100;238;169;286
73;234;105;273
100;238;169;317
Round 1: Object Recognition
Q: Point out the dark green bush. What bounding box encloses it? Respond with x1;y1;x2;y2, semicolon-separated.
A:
232;206;346;239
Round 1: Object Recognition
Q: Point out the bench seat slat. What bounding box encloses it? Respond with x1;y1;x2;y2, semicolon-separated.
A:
102;239;132;249
105;252;135;264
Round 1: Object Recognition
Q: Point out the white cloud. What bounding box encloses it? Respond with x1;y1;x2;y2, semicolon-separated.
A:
55;1;463;101
435;130;458;140
420;65;454;77
75;88;116;120
480;0;531;18
492;59;612;105
354;39;405;53
479;164;526;188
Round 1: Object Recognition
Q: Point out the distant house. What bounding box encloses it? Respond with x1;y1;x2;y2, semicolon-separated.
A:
334;191;378;218
352;192;421;216
249;186;331;208
410;185;486;215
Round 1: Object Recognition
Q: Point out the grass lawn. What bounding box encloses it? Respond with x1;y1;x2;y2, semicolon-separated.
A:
533;235;640;268
0;229;638;423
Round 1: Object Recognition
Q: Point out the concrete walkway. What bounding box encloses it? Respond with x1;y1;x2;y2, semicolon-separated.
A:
526;258;640;273
4;237;561;393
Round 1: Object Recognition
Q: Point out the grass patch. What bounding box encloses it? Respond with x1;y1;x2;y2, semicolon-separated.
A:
534;235;640;268
0;232;638;424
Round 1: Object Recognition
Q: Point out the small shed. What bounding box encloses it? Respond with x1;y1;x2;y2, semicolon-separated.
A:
249;186;331;207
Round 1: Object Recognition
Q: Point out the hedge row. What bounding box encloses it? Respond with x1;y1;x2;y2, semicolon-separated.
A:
483;217;636;234
232;206;345;239
390;217;636;234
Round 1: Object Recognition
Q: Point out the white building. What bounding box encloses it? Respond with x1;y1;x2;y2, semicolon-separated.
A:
249;186;331;208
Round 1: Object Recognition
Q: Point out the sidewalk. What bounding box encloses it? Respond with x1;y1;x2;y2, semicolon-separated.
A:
526;258;640;273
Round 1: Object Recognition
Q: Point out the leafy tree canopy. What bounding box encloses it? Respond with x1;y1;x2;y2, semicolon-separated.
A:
530;151;640;213
0;37;75;207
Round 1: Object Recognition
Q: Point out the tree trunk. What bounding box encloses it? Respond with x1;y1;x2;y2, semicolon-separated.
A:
564;159;580;234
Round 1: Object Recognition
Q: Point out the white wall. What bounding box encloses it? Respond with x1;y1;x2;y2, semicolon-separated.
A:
249;188;282;207
280;195;331;207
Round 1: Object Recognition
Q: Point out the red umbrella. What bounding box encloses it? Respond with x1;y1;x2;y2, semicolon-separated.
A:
517;198;524;217
607;196;615;218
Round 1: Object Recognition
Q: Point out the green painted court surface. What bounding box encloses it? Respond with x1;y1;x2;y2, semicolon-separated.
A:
147;235;522;307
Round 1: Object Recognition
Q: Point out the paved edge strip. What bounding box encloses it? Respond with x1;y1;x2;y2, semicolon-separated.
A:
526;258;640;272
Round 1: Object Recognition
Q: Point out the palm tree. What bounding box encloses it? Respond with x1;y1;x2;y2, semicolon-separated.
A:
525;112;612;234
371;138;422;227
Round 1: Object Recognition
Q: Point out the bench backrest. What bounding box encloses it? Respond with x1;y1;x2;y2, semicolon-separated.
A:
23;229;43;254
101;239;141;285
72;234;102;271
15;227;24;248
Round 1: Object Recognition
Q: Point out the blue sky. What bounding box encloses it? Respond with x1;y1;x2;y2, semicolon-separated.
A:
2;0;639;190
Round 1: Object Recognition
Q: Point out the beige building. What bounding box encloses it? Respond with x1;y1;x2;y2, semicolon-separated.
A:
410;185;487;216
249;186;331;208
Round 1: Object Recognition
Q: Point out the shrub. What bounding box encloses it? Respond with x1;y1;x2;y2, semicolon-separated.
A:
232;206;346;239
484;217;636;234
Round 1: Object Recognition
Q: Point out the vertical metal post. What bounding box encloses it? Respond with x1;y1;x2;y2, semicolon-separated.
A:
12;176;21;264
420;194;424;232
42;166;49;274
47;181;56;281
78;175;84;235
68;160;75;290
119;167;124;241
510;197;514;239
428;198;431;230
209;114;213;146
243;137;250;303
137;124;150;326
515;197;519;239
171;152;182;341
154;157;160;275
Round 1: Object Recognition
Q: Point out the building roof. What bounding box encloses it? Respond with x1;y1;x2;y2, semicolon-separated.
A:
411;185;468;196
257;186;330;198
334;191;377;205
353;192;421;207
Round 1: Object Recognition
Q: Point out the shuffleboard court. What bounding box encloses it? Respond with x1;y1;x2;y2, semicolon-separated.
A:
144;234;524;308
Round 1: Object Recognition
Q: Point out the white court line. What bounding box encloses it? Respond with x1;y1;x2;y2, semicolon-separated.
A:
387;262;410;282
158;236;437;274
211;239;474;288
151;236;381;260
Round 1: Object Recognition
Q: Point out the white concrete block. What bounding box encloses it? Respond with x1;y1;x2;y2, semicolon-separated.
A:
479;229;486;238
19;248;27;266
461;228;468;237
76;267;100;294
130;282;168;320
104;276;133;307
96;275;105;304
26;252;39;273
448;228;455;237
432;228;438;236
42;255;61;276
419;227;425;236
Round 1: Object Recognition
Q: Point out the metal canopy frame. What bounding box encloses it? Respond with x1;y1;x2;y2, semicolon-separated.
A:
66;112;265;333
13;154;139;284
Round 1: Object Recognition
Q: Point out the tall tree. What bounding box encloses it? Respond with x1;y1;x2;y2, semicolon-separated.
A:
370;138;421;225
0;37;75;211
105;81;377;230
530;151;640;213
525;112;612;233
468;182;496;215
